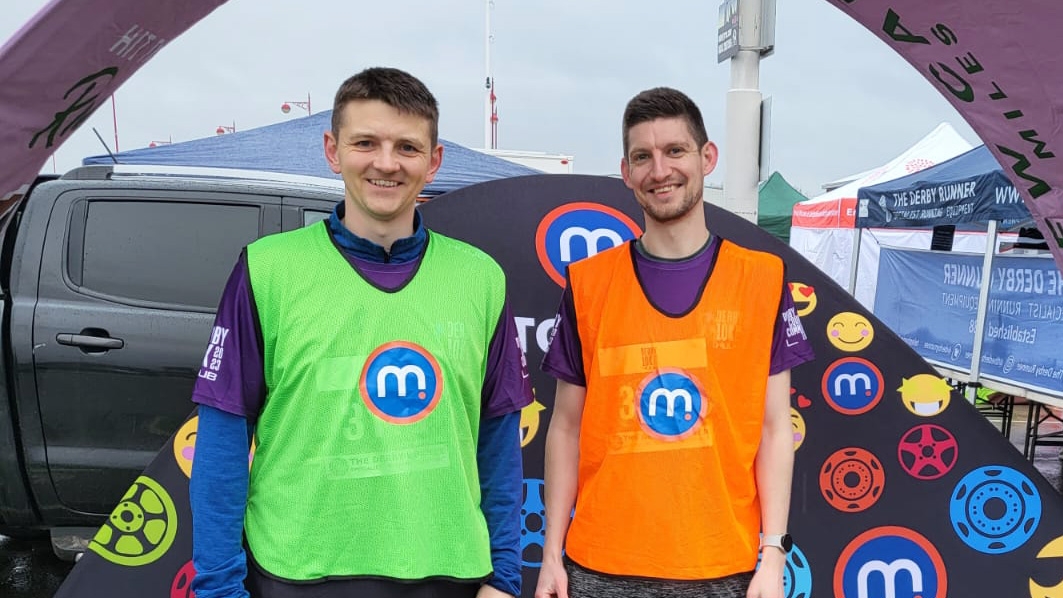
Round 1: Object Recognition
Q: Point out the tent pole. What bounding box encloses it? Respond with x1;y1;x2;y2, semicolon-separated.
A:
967;219;998;403
847;227;863;296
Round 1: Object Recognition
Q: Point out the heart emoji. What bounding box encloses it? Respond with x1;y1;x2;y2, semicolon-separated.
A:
797;395;812;408
789;282;817;317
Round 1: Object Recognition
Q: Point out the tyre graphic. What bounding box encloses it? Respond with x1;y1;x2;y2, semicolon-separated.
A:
171;560;196;598
88;475;179;566
898;423;958;480
950;466;1041;554
521;478;546;567
819;447;885;512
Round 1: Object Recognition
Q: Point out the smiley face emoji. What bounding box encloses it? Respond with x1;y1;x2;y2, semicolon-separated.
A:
173;416;198;478
1030;535;1063;598
898;374;952;417
827;312;874;352
520;399;547;448
789;282;817;317
791;408;806;451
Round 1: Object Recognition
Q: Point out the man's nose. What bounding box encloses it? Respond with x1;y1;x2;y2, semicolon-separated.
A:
650;154;669;180
373;148;400;172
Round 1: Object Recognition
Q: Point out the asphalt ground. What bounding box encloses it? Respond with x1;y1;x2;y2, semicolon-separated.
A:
0;534;74;598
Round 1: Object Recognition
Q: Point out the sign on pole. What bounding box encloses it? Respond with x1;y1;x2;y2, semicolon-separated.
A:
717;0;740;63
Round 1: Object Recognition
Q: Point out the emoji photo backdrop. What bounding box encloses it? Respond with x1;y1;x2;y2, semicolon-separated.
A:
56;174;1063;598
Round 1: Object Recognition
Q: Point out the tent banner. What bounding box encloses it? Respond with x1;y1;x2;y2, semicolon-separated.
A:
855;146;1033;229
791;123;973;231
857;173;1027;228
791;198;857;228
875;247;1063;394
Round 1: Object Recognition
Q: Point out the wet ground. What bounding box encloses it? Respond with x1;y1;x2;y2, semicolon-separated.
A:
2;404;1061;598
0;534;74;598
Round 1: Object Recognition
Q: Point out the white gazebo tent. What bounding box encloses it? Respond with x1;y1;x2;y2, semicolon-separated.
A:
788;123;988;306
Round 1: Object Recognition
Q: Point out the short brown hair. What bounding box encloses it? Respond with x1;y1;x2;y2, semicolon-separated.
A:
622;87;709;156
331;67;439;145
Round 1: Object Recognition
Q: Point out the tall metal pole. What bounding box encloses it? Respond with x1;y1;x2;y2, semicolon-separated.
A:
723;0;766;223
848;227;864;295
484;0;493;150
967;219;999;402
111;94;120;153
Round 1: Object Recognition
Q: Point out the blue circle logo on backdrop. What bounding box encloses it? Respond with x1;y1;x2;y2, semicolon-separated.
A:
360;341;442;424
822;357;884;415
834;526;946;598
636;368;706;440
535;202;641;287
949;465;1042;554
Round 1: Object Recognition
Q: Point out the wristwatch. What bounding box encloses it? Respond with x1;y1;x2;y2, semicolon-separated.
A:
759;533;793;553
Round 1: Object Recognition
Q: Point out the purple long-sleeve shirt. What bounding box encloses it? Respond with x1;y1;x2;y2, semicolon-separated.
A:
542;236;815;384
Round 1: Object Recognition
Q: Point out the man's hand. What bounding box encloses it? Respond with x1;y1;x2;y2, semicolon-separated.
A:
746;552;785;598
477;583;516;598
534;556;569;598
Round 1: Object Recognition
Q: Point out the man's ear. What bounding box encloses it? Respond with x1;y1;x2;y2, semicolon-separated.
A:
324;131;341;175
424;143;444;184
702;141;719;176
620;157;633;189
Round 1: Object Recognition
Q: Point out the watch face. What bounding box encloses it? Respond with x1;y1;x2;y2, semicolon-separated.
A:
782;534;793;552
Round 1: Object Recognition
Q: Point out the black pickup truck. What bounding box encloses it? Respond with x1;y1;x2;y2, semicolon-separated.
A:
0;165;340;551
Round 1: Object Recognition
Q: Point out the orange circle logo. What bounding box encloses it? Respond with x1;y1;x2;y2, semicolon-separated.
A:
820;447;885;512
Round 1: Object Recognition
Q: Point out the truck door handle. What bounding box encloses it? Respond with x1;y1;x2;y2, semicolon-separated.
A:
56;332;125;351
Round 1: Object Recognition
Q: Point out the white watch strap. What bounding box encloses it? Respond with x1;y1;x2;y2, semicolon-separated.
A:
760;534;786;549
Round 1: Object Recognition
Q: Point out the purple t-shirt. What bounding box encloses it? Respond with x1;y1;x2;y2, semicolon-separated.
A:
191;247;531;420
542;237;815;385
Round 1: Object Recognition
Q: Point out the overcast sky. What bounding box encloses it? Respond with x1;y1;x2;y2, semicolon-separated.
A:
1;0;979;196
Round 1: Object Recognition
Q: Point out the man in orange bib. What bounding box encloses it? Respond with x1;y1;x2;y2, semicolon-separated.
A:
534;87;814;598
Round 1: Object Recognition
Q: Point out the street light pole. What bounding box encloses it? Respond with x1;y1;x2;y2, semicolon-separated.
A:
111;94;120;152
722;0;774;223
281;93;312;116
484;0;497;149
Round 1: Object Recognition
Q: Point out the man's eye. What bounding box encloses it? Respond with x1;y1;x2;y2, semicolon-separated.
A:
668;147;686;156
631;154;649;163
353;140;373;148
400;144;419;153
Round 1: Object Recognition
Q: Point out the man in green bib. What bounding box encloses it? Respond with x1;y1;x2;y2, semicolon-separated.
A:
189;67;533;598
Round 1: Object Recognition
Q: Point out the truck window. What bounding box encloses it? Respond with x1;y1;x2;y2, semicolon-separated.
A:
74;200;260;309
304;210;329;227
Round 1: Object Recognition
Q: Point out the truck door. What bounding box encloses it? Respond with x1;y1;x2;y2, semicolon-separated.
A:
30;190;281;516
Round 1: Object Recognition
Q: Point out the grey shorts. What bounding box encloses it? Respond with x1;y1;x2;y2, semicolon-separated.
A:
565;558;754;598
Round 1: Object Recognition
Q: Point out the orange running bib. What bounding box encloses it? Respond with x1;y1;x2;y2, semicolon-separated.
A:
566;240;783;579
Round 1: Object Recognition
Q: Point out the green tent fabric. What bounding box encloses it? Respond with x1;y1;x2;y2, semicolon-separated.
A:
757;172;808;244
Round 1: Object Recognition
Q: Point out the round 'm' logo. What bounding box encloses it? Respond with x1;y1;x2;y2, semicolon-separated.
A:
636;368;706;440
834;526;946;598
535;202;642;287
822;357;884;415
360;341;442;424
